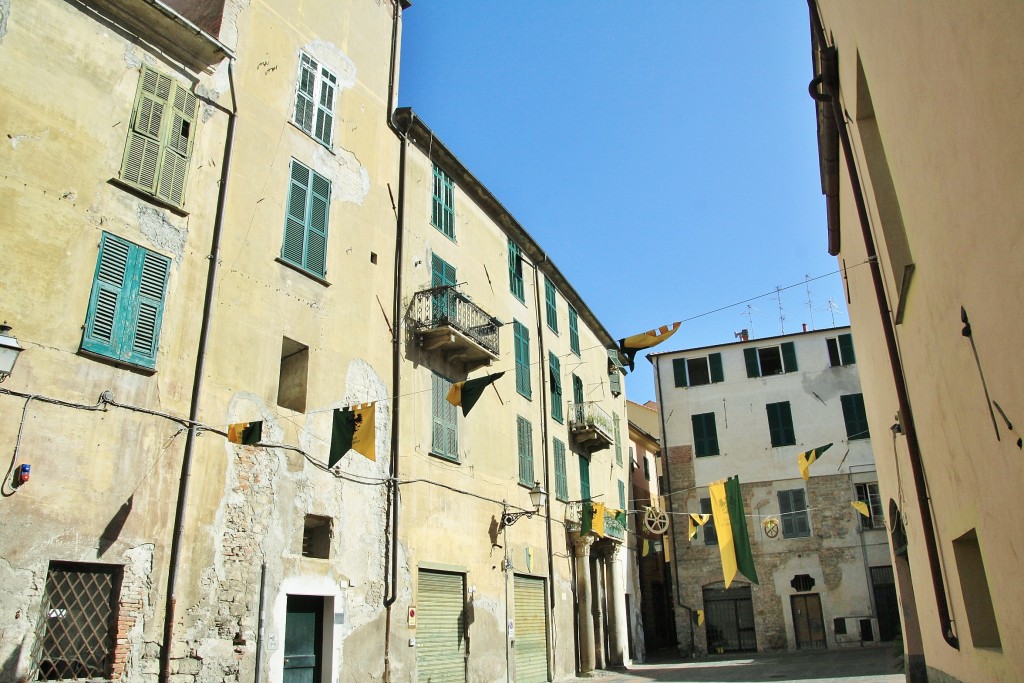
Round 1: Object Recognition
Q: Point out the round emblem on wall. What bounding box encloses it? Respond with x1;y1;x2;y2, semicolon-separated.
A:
643;507;669;534
762;517;780;538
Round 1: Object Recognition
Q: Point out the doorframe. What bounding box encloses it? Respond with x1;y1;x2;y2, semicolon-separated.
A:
790;593;827;649
272;579;342;683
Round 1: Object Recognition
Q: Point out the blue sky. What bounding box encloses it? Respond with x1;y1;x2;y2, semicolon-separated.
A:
397;2;850;404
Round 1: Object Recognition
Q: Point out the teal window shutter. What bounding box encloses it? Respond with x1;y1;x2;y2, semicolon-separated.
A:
744;348;760;378
838;333;856;365
709;352;724;383
608;366;622;397
294;54;317;133
701;497;718;545
517;416;534;485
431;373;458;460
692;412;719;457
614;413;622;465
508;239;525;301
781;341;798;372
568;306;580;355
514;320;531;399
549;352;563;422
572;373;584;405
545;277;558;332
281;160;331;277
673;358;688;387
430;254;456;288
554;439;568;501
579;455;591;501
82;232;169;369
766;401;796;447
618;480;626;510
779;489;810;537
841;393;870;440
431;163;455;240
314;66;337;146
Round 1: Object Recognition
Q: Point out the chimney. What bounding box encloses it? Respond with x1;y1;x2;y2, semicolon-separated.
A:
802;323;808;332
734;329;749;342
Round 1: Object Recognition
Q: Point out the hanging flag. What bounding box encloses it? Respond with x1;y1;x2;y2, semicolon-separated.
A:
692;609;705;626
709;476;759;589
329;403;376;466
613;508;627;528
581;502;593;535
617;322;681;371
446;372;504;416
592;502;606;538
797;443;833;481
688;513;710;541
852;500;870;517
227;421;262;445
642;539;650;557
688;516;696;541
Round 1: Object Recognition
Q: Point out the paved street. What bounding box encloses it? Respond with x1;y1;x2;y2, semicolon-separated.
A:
572;645;904;682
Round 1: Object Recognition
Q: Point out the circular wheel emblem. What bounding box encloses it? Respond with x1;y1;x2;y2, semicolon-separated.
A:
644;507;669;534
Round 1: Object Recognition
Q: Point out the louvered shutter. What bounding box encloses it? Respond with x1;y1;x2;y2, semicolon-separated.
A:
314;67;336;146
553;440;567;501
744;348;760;378
709;352;724;383
514;322;531;398
294;54;316;133
517;417;534;485
578;455;591;501
513;576;549;683
282;161;310;267
121;68;170;193
83;234;131;358
155;84;196;206
306;171;330;277
125;248;170;368
781;341;798;372
572;374;584;405
838;333;856;365
417;570;466;683
673;358;688;387
432;373;446;456
549;353;563;422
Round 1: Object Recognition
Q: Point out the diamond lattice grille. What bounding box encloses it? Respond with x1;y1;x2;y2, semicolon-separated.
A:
35;564;118;681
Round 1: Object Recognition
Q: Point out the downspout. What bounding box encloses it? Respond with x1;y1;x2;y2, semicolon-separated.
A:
651;356;693;655
807;0;958;650
160;60;238;683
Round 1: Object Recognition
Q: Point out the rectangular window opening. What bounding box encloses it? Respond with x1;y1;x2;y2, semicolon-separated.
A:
758;347;784;375
687;357;711;386
431;164;456;240
855;482;884;530
701;497;717;545
278;337;309;412
953;529;1002;649
766;401;796;448
691;412;720;457
293;53;338;147
779;489;810;538
431;372;459;461
302;515;332;559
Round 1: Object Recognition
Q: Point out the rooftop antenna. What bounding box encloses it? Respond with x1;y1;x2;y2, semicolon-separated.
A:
824;298;839;327
740;305;758;338
775;286;785;335
804;275;815;330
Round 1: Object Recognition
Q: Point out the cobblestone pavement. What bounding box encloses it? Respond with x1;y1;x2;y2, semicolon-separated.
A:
567;644;905;682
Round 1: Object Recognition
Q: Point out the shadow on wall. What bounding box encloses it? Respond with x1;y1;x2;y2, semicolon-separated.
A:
98;496;134;557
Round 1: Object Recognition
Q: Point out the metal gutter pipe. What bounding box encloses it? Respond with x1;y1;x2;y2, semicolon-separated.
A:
806;0;958;650
159;60;238;683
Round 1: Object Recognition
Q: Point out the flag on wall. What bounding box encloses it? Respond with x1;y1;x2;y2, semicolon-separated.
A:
851;500;870;517
797;443;833;480
688;513;710;541
227;421;262;445
592;502;606;537
446;372;504;416
329;403;376;466
708;476;759;589
617;322;681;371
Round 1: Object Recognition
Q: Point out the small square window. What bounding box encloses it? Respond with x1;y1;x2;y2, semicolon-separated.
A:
758;347;784;375
302;515;332;559
687;357;711;386
278;337;309;412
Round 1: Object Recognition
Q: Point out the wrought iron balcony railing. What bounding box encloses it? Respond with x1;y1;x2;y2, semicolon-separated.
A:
408;285;500;370
567;401;614;451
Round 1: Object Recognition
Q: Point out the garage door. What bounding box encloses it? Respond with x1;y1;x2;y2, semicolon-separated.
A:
417;570;466;683
513;575;548;683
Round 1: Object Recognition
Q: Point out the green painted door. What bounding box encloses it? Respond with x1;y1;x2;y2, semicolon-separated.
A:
417;570;466;683
431;255;456;325
284;595;323;683
513;576;549;682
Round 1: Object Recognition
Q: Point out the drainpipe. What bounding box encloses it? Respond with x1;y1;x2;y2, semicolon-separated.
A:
807;0;958;650
160;60;238;683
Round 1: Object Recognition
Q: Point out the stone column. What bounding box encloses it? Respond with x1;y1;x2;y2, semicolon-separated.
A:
574;536;596;674
604;543;628;667
592;553;606;669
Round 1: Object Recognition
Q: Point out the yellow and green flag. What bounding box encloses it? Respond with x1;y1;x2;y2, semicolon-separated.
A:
692;609;705;626
798;443;833;481
618;322;681;371
330;403;376;466
446;372;504;416
852;500;870;517
708;476;759;589
688;513;710;541
227;421;262;445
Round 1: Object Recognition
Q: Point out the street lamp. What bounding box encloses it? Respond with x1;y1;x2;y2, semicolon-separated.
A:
0;324;24;383
502;481;547;527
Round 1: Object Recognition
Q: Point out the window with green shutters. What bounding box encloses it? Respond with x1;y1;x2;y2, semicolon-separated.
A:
119;66;197;208
508;239;525;301
517;416;534;485
766;401;796;447
778;488;810;538
691;412;719;457
841;393;871;440
827;333;857;366
701;497;718;545
579;455;591;501
431;164;455;240
430;254;456;325
281;159;331;278
673;353;724;387
572;374;584;405
549;352;563;422
568;306;580;355
554;439;568;501
432;373;458;461
544;277;558;333
618;480;626;510
293;53;338;147
81;232;170;370
744;342;798;377
614;413;622;465
514;320;531;399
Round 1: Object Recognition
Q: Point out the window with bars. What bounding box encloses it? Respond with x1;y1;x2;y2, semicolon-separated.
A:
544;277;558;333
33;562;121;681
701;497;717;545
766;401;796;447
431;163;455;240
281;159;331;278
841;393;871;440
514;320;531;399
744;341;798;377
81;232;170;370
826;333;856;366
293;52;338;147
516;416;534;485
855;482;885;530
691;412;719;457
432;372;459;461
508;239;525;301
672;353;724;387
554;439;568;501
549;352;563;422
568;305;580;356
779;488;811;538
119;66;197;207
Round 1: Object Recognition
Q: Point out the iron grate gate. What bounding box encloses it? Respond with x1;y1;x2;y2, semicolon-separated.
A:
32;562;120;681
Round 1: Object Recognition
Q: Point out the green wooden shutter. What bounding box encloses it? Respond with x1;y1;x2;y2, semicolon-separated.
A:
744;348;760;378
417;570;466;683
568;306;580;355
838;333;856;365
709;352;724;383
549;352;563;422
121;68;170;194
294;54;316;133
618;480;625;510
614;413;622;465
430;254;456;288
545;277;558;332
431;164;455;239
155;82;196;206
513;576;549;683
281;161;330;277
314;66;337;146
673;358;688;387
508;239;524;300
766;402;795;447
554;439;568;501
432;373;458;460
306;171;330;277
514;321;531;398
282;161;310;267
692;413;719;457
779;489;810;538
578;455;591;501
781;341;798;372
517;416;534;485
572;374;584;405
83;234;132;358
608;367;622;397
841;393;870;440
125;247;170;368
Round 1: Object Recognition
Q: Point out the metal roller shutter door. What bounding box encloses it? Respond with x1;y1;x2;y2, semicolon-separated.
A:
417;570;466;683
513;576;548;683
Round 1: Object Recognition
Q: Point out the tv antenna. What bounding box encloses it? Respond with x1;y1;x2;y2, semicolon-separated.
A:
774;286;785;334
804;275;815;330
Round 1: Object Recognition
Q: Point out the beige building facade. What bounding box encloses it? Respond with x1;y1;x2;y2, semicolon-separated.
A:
808;2;1024;681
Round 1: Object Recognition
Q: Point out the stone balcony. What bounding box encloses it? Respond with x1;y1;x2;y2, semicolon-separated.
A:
408;285;500;372
567;401;614;452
